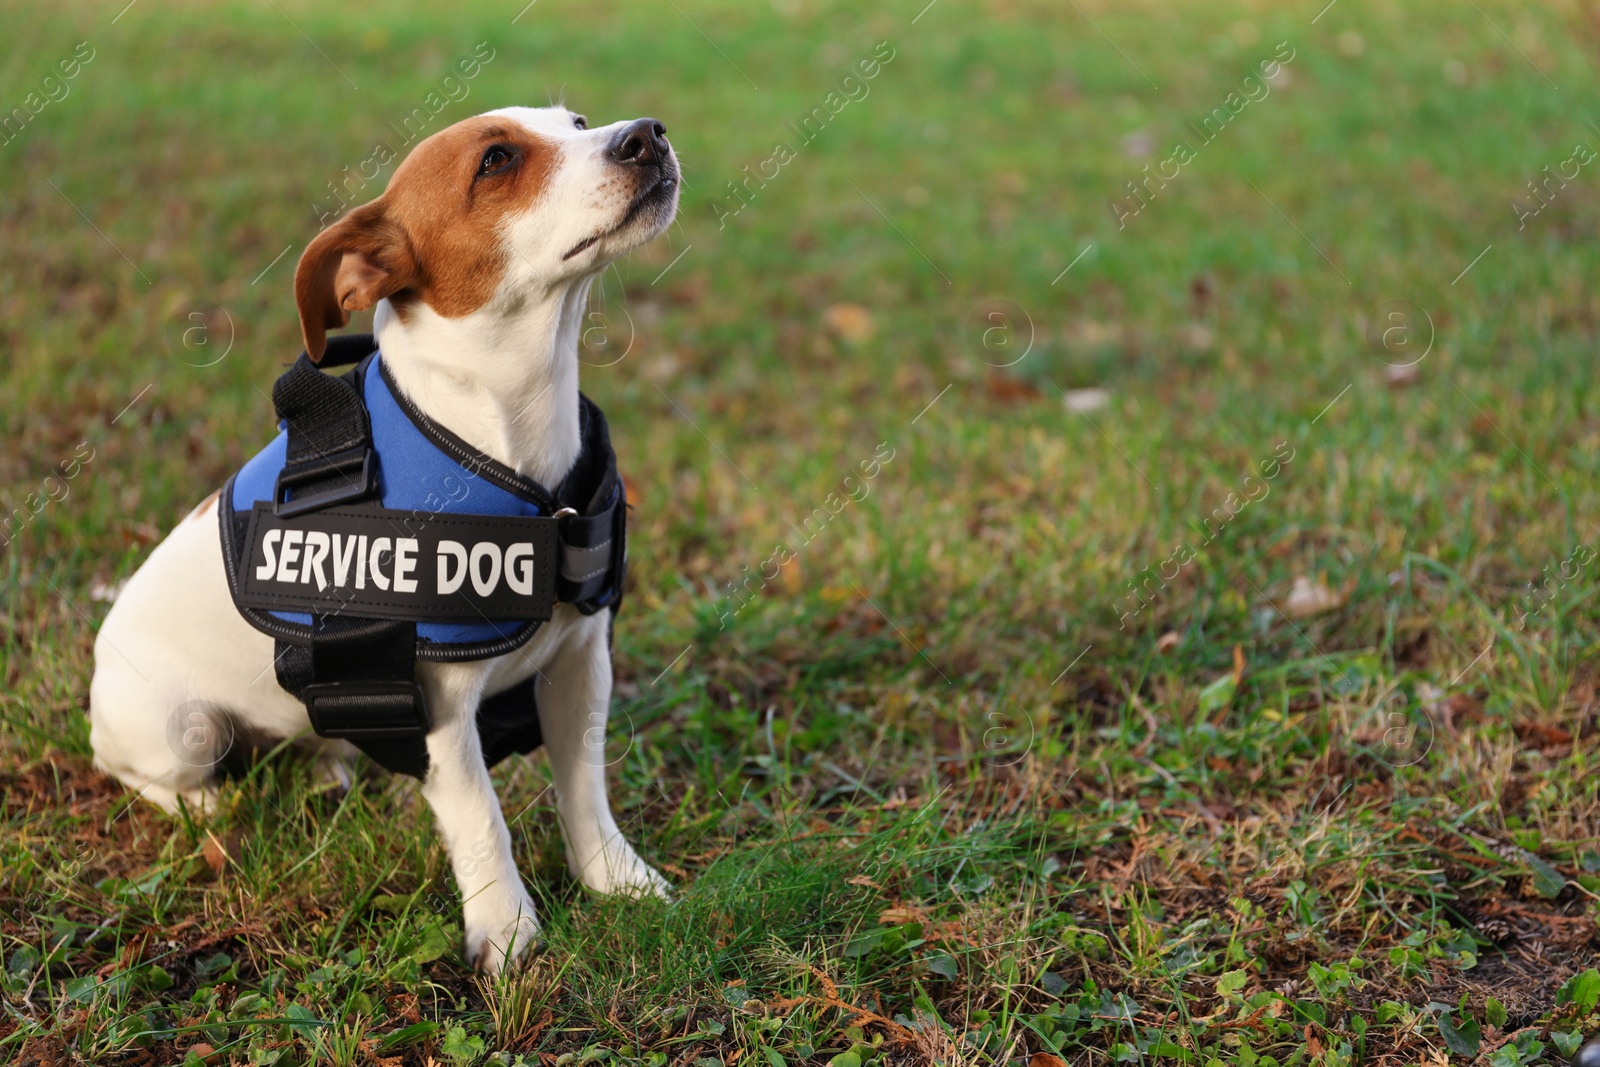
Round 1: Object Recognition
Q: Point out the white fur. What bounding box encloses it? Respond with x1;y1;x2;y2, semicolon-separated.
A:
89;106;678;973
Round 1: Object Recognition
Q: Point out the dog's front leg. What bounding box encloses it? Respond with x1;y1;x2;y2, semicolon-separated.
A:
538;615;670;898
418;668;540;973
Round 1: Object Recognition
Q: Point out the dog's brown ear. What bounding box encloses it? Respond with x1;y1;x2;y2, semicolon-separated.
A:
293;201;417;362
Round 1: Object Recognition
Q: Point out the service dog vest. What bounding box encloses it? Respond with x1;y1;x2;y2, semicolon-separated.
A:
219;334;627;779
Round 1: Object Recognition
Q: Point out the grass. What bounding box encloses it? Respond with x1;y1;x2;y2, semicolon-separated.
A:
4;0;1600;1063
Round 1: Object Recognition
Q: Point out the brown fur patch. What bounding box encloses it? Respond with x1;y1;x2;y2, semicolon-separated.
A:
294;115;559;359
184;488;219;522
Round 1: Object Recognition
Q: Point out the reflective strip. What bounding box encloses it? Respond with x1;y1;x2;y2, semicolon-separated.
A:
560;538;612;583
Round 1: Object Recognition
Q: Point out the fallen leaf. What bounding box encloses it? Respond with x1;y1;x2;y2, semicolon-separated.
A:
1305;1025;1326;1057
202;831;240;876
1284;576;1345;619
928;920;974;944
987;371;1041;403
1156;631;1181;653
1062;387;1110;414
847;875;883;890
879;905;928;925
1031;1055;1069;1067
823;302;875;343
1514;720;1573;747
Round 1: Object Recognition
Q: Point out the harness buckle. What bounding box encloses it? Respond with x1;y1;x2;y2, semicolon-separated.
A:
302;679;431;741
273;446;377;517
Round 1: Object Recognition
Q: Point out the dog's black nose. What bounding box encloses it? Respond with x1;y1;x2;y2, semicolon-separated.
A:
610;118;668;166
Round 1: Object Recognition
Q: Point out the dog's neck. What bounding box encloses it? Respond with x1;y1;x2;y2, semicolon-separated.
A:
372;276;595;490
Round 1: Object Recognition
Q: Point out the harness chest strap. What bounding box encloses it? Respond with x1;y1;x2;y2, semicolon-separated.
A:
222;336;627;780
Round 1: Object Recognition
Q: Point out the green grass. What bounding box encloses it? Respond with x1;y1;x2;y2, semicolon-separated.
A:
4;0;1600;1063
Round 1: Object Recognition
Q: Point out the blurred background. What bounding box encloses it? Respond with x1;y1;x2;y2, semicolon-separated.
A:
4;0;1600;1063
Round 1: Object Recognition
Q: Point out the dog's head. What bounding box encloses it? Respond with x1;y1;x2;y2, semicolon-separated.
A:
294;106;679;360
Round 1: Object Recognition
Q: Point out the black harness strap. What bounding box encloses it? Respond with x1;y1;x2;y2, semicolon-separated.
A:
553;384;628;615
270;339;432;778
476;677;543;769
278;616;430;779
271;339;378;518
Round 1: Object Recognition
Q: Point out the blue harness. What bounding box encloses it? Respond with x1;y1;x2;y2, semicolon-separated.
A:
219;333;628;778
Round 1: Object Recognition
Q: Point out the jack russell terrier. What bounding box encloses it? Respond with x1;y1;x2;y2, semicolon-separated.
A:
89;105;679;971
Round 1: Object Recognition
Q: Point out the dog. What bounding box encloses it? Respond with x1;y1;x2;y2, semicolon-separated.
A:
88;105;679;972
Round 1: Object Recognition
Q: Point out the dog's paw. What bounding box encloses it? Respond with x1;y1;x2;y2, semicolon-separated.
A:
311;753;352;795
571;841;672;900
132;780;221;816
464;895;542;974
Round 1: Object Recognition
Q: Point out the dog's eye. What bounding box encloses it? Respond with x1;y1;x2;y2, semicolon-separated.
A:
477;145;515;177
572;115;587;130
